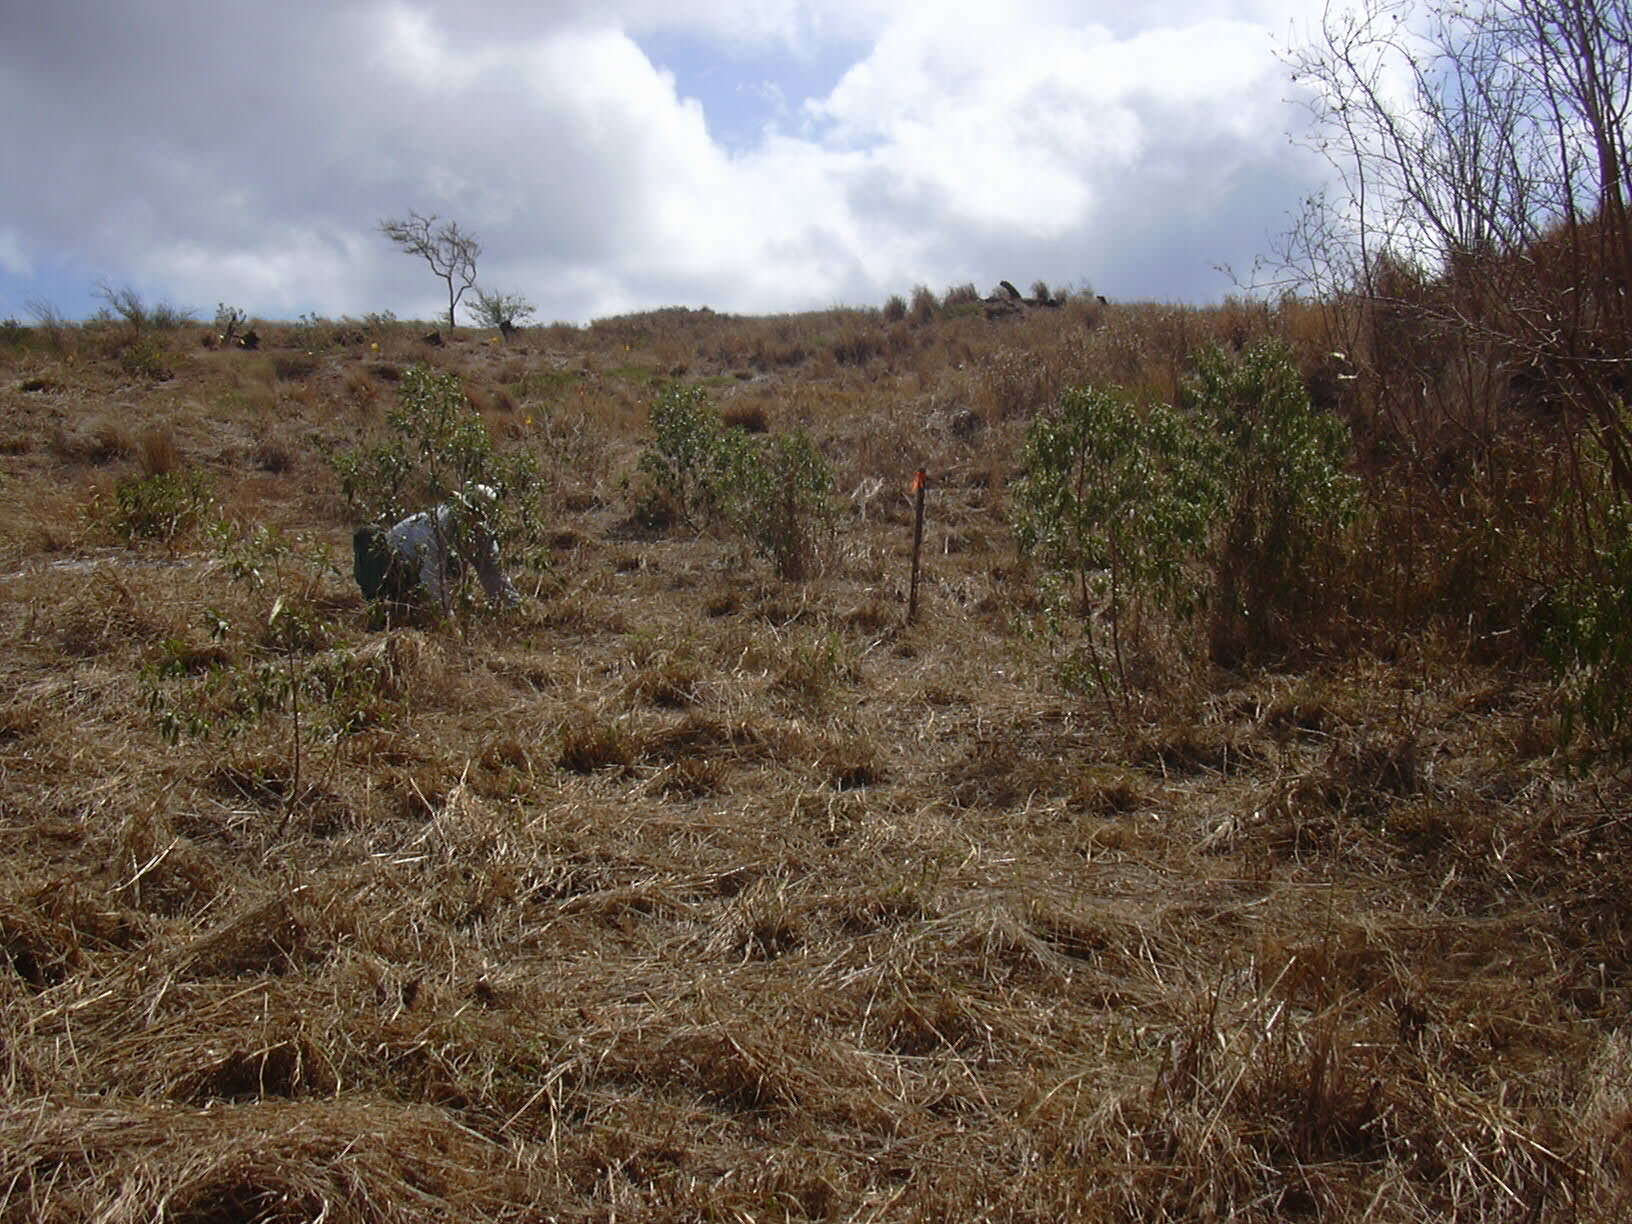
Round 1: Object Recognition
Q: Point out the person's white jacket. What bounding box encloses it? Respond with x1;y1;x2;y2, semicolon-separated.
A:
384;489;519;611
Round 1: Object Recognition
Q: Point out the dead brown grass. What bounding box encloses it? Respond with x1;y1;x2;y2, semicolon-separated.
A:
0;304;1627;1222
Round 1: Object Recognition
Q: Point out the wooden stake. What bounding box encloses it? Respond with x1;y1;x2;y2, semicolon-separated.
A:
908;469;927;624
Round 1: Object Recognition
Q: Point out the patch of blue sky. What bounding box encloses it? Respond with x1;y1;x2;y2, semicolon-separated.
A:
0;248;101;324
633;30;865;152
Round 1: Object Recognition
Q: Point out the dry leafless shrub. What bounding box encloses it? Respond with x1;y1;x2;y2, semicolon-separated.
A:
249;430;297;473
342;364;377;406
49;414;136;465
719;399;769;433
272;354;318;381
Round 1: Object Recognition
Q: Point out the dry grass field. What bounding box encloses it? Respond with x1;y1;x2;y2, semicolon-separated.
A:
2;297;1630;1221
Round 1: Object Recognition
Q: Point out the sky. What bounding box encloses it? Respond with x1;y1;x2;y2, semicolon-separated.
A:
0;0;1339;325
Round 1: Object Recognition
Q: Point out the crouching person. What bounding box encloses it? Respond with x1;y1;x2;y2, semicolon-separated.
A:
353;483;521;620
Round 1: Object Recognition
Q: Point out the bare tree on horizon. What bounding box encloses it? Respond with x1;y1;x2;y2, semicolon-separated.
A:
379;211;481;333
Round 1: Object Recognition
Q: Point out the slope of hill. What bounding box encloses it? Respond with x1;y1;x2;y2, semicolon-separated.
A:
1;302;1626;1220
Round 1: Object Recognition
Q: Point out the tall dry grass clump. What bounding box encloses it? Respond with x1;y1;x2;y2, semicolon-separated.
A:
138;424;182;476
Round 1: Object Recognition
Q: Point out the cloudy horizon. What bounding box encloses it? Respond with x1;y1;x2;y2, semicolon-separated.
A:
1;0;1336;326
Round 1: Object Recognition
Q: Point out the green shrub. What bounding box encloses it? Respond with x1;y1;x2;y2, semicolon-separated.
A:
286;312;336;352
468;289;535;333
640;385;746;527
1013;341;1357;699
112;469;214;543
1013;384;1221;704
327;363;549;596
144;615;375;747
751;430;834;580
95;282;195;332
147;301;196;331
1184;342;1358;665
1543;433;1632;751
26;299;74;353
637;384;833;578
143;525;395;817
118;336;174;381
213;303;247;344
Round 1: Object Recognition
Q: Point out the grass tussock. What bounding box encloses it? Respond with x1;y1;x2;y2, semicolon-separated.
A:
1;293;1630;1221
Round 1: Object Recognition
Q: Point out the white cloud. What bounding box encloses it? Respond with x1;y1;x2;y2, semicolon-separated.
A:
0;230;31;280
0;0;1334;321
792;4;1315;294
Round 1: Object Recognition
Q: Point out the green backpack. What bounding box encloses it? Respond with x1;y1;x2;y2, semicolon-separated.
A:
352;526;394;600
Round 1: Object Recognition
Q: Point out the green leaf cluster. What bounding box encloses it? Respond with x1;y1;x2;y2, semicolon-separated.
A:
142;629;395;748
1013;384;1222;702
143;526;391;755
1544;436;1632;750
751;430;834;580
638;384;834;578
1014;341;1358;698
1187;341;1357;552
1186;342;1358;664
468;289;535;331
111;468;215;543
638;385;748;527
328;363;549;580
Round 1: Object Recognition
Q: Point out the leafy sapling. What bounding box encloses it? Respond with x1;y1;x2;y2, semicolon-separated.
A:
330;363;547;619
